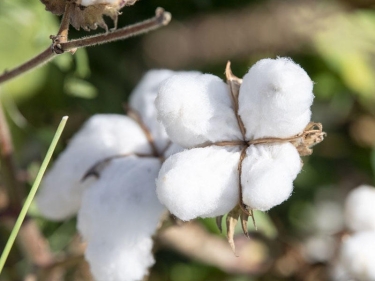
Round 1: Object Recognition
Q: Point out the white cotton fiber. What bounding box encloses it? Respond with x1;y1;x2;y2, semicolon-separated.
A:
85;236;155;281
239;57;314;140
312;201;344;234
303;235;336;263
344;185;375;232
241;143;301;211
156;73;243;148
80;0;124;6
163;143;184;158
338;231;375;280
156;146;241;221
129;69;177;152
77;157;165;281
36;114;152;221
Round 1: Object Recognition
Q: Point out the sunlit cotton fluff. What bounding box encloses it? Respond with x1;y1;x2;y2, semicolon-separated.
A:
36;114;151;221
36;69;182;281
238;57;314;140
156;72;242;148
129;69;176;151
344;185;375;232
79;0;130;6
156;146;241;221
78;157;165;281
338;231;375;281
156;58;312;220
241;143;301;211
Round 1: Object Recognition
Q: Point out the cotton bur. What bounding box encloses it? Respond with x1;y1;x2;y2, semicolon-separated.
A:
155;58;325;249
36;69;182;281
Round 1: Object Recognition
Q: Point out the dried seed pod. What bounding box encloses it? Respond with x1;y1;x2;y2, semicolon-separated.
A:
40;0;138;31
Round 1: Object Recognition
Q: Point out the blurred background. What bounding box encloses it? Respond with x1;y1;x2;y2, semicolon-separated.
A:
1;0;375;280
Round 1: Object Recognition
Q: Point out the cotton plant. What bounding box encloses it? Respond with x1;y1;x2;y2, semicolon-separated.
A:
155;57;326;249
332;185;375;281
36;69;182;281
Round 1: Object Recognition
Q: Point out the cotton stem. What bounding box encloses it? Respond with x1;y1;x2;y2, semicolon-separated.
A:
0;8;171;85
59;8;171;52
124;105;159;157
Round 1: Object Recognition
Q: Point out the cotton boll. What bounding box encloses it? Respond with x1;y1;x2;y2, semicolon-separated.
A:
85;236;155;281
313;201;345;234
339;231;375;280
78;157;165;281
36;114;152;221
241;143;301;211
330;260;353;281
344;185;375;232
303;235;336;263
156;73;242;148
78;157;164;241
239;57;314;140
156;146;241;221
80;0;126;6
163;143;184;158
129;69;177;152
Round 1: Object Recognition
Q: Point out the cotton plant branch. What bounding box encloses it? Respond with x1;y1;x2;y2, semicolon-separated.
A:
0;7;171;85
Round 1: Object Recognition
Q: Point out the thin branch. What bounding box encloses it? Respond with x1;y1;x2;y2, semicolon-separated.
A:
124;105;159;157
0;7;171;85
0;49;55;85
61;7;171;52
51;2;74;54
81;153;155;181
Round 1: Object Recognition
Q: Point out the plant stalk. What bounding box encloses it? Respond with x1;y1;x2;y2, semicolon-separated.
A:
0;8;171;85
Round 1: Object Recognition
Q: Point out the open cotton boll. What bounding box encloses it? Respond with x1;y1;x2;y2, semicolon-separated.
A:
129;69;177;152
79;0;127;6
344;185;375;232
338;231;375;281
156;146;240;221
241;143;301;211
85;236;155;281
78;157;165;281
239;57;314;140
163;143;184;158
78;157;165;241
156;73;242;148
36;114;152;221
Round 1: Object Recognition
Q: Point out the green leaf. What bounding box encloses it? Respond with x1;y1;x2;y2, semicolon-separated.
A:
64;77;98;99
0;0;58;100
313;10;375;101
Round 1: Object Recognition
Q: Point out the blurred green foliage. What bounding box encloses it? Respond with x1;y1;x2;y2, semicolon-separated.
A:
2;0;375;280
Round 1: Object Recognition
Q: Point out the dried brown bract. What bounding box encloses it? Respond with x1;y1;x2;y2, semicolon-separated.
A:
40;0;138;31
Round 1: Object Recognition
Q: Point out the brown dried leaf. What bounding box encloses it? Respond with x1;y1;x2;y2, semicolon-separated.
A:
291;122;326;156
40;0;66;15
240;212;249;238
40;0;139;31
225;61;246;137
226;206;242;253
216;215;224;233
70;4;110;31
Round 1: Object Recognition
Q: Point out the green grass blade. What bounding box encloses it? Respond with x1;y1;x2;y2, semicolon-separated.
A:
0;116;68;274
